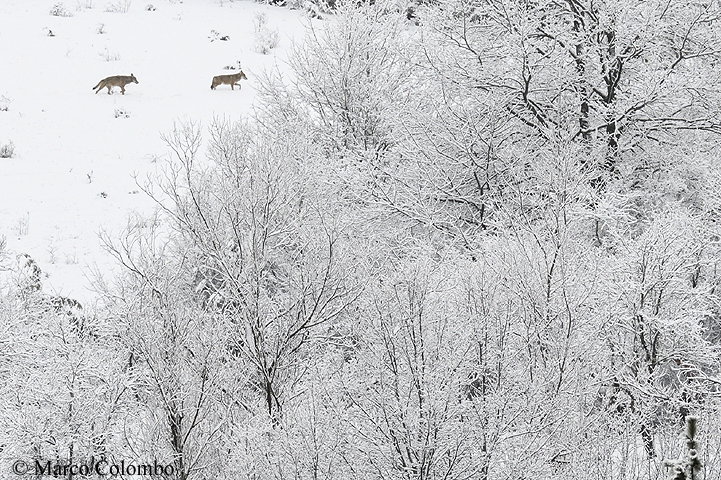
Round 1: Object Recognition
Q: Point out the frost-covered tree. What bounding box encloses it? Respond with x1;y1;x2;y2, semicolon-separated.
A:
141;118;359;425
0;256;128;478
284;0;414;155
664;416;702;480
101;217;232;480
366;0;721;245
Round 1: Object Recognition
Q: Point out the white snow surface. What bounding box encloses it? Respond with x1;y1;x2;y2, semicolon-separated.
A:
0;0;308;304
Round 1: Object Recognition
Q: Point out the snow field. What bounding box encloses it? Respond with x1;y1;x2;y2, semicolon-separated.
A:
0;0;310;302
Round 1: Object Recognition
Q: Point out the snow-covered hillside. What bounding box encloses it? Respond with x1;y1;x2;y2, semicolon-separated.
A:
0;0;309;303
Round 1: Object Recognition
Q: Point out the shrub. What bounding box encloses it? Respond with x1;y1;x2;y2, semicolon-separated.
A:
99;47;121;61
253;12;279;54
76;0;94;10
0;141;14;158
286;0;323;18
209;29;230;42
223;60;243;70
114;108;130;118
279;0;333;14
105;0;131;12
50;3;73;16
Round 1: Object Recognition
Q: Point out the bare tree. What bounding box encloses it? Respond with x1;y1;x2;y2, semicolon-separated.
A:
101;217;230;480
140;118;360;424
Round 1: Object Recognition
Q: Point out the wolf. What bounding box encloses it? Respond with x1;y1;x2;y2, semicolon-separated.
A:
210;70;247;90
92;74;139;95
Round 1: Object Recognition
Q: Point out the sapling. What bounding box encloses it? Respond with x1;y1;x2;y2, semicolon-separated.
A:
664;416;702;480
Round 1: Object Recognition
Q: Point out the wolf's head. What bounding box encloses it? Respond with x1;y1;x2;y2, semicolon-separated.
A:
130;73;139;84
238;70;248;80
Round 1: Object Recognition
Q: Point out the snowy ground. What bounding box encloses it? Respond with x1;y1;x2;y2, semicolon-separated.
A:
0;0;309;303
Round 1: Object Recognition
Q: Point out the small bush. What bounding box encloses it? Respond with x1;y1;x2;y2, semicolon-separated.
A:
287;0;322;18
254;30;279;54
0;95;10;112
287;0;331;17
50;3;73;16
303;1;322;19
223;61;242;70
209;29;229;42
76;0;94;10
105;0;132;12
114;108;130;118
145;4;156;10
99;47;121;61
96;23;106;34
15;254;40;291
0;141;15;158
254;12;267;29
253;12;279;54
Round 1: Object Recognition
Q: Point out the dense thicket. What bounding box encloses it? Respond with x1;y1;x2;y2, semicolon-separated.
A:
3;0;721;479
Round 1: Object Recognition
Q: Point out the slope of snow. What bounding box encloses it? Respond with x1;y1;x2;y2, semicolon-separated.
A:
0;0;310;303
